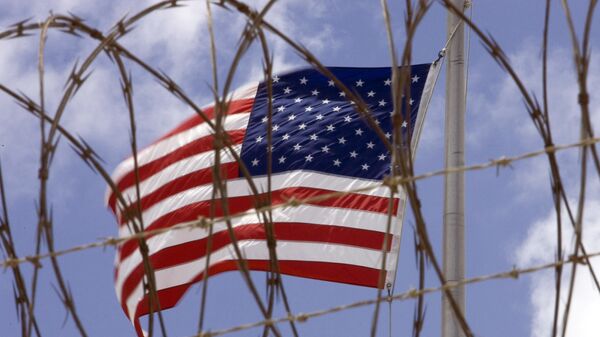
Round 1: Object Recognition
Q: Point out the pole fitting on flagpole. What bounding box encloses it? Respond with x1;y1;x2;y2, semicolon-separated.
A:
434;16;462;66
464;0;472;9
434;48;447;65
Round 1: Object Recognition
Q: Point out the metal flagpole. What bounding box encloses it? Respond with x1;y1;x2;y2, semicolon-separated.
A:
442;0;467;337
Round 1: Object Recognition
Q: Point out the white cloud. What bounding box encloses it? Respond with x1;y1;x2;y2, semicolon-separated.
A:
470;43;600;143
118;2;211;81
239;0;340;82
516;198;600;337
467;38;600;337
0;0;346;203
467;43;600;200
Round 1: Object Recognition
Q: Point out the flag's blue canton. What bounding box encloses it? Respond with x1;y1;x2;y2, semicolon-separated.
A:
240;65;430;180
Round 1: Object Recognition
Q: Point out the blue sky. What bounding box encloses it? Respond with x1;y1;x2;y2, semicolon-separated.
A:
0;1;599;336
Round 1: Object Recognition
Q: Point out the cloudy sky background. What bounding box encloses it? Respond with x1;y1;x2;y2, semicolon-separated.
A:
0;1;599;336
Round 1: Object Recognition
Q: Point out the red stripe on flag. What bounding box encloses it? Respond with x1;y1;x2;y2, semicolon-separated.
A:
119;223;391;305
156;99;254;142
129;259;383;323
119;184;395;227
118;189;397;261
108;131;245;212
126;162;240;217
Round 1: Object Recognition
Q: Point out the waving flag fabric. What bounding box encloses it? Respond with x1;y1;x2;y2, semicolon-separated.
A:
106;63;439;335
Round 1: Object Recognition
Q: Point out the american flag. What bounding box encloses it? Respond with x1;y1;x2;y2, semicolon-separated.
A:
106;63;436;334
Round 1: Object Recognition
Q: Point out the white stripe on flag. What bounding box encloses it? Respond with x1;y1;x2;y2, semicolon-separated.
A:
226;82;258;101
120;171;390;235
110;113;251;184
114;204;399;294
124;240;396;320
117;144;241;207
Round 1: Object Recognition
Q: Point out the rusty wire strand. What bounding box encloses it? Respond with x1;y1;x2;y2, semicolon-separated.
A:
185;250;600;337
557;1;598;336
1;136;598;271
30;13;89;337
